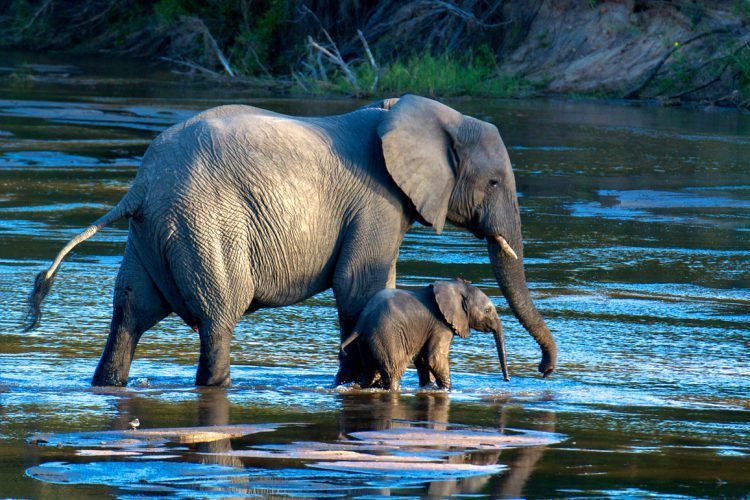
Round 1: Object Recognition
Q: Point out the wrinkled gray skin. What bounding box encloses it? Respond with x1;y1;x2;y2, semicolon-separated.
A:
338;279;509;391
25;94;557;387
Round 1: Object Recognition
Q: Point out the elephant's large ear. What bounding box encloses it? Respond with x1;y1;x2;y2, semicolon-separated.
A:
378;94;463;234
433;280;470;338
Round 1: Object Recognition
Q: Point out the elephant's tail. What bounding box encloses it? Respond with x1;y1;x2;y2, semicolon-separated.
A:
22;184;145;332
340;332;360;356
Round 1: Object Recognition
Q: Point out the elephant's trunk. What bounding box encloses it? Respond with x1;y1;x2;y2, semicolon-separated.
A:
488;234;557;377
492;321;510;382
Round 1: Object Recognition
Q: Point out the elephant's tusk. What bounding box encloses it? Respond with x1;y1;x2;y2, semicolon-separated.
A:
493;235;518;260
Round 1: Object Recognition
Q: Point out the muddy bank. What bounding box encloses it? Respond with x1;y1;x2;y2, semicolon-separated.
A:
1;1;748;107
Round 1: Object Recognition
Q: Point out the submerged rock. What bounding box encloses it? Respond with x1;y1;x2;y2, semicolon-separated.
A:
27;423;287;449
349;426;565;449
309;460;506;478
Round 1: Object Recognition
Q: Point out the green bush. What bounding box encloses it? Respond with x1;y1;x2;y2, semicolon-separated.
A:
731;50;750;100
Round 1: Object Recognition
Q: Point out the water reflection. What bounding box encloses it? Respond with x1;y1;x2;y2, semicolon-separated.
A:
336;392;557;498
492;407;556;498
338;392;450;433
194;388;241;466
23;388;562;497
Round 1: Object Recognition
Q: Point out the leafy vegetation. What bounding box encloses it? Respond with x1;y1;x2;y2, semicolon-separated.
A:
300;46;533;98
374;52;532;97
729;45;750;100
1;0;748;105
1;0;531;97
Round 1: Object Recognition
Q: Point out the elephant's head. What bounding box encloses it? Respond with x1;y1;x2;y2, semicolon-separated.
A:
433;278;509;381
378;94;557;376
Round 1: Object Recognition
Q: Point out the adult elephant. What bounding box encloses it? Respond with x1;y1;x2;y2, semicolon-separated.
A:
24;95;557;387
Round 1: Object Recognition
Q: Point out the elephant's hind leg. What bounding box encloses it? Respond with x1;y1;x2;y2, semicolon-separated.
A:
92;246;171;386
168;240;253;387
429;355;451;391
195;318;236;387
414;355;436;388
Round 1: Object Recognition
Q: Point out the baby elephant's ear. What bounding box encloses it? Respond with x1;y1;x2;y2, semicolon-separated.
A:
433;281;470;338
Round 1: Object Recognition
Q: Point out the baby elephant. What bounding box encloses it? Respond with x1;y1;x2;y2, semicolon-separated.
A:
338;278;509;391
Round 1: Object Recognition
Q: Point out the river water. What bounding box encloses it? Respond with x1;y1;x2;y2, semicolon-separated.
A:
0;51;748;498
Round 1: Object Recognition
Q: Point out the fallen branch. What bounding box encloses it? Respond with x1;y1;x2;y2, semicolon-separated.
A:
712;90;743;107
292;70;310;92
316;51;328;82
159;56;221;78
299;4;362;92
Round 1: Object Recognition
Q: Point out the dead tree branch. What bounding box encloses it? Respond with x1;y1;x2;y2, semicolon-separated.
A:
668;36;750;100
624;26;739;99
357;29;379;92
194;18;235;78
21;0;53;31
307;35;360;93
292;70;310;92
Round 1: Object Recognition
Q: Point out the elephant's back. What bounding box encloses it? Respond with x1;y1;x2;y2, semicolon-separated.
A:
141;104;387;197
138;105;336;202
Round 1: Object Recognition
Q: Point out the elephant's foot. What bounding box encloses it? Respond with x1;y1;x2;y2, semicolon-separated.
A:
195;367;232;387
334;353;362;386
334;369;356;386
197;377;232;387
92;363;129;387
196;377;232;387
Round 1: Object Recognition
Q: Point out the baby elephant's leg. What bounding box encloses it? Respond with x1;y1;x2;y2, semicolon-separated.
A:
359;365;380;389
376;359;407;391
429;354;451;390
414;355;436;387
379;372;401;391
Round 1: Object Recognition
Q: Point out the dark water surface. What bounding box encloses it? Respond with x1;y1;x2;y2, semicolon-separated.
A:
0;51;748;498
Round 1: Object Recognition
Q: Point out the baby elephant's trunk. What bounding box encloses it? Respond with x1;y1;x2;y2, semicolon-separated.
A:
492;322;510;382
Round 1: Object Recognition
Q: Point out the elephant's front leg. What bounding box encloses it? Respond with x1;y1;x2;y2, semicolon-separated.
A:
427;335;453;390
332;222;402;385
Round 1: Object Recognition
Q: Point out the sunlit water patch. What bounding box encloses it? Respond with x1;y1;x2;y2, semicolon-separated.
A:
567;188;750;225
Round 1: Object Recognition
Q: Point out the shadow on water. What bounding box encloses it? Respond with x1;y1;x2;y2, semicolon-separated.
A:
1;49;749;497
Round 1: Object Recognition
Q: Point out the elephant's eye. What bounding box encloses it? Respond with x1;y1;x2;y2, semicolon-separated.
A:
488;179;499;187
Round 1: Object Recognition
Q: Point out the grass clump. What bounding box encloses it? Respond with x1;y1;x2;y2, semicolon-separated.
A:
376;52;531;98
306;46;533;98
